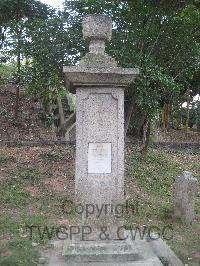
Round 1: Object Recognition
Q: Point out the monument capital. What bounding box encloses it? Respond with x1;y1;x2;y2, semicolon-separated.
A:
82;14;112;55
64;15;139;90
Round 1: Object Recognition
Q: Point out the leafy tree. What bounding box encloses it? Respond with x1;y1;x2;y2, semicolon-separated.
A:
65;0;200;148
20;9;82;135
0;62;16;84
1;0;199;144
1;1;81;135
196;101;200;131
0;0;51;117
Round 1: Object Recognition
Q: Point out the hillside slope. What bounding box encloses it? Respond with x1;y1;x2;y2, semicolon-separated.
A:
0;84;55;141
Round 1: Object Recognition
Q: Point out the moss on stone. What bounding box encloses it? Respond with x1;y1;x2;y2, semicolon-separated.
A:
80;53;117;68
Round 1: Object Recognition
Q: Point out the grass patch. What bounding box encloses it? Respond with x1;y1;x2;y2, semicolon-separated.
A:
0;213;52;266
127;149;180;195
11;166;41;186
0;154;16;165
0;214;20;236
126;147;200;265
0;145;198;265
0;239;39;266
0;147;75;265
0;182;30;208
170;222;200;265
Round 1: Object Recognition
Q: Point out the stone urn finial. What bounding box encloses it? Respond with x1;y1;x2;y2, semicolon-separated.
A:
82;15;112;55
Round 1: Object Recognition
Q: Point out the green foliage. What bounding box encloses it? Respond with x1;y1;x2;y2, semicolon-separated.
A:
0;0;51;60
21;13;71;101
0;0;50;24
0;154;16;164
0;212;50;266
0;0;199;128
65;0;200;118
0;62;17;83
0;182;30;208
1;2;80;109
195;101;200;131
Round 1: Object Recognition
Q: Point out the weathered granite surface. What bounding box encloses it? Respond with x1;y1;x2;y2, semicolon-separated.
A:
45;231;183;266
82;15;112;55
174;171;198;224
64;14;138;88
64;14;139;242
63;65;139;87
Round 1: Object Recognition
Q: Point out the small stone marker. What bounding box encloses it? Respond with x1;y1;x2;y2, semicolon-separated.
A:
174;171;198;224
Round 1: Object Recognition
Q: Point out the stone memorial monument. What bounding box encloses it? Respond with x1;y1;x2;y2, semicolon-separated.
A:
62;14;166;266
64;14;139;240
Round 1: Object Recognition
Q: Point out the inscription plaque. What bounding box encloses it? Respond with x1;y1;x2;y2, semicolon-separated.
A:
88;143;112;174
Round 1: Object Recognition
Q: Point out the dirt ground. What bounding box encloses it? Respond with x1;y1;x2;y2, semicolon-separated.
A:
0;84;55;141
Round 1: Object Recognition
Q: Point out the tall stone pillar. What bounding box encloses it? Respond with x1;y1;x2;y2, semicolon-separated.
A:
63;14;145;264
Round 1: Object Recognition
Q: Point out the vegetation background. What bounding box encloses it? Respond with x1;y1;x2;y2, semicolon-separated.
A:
0;0;199;265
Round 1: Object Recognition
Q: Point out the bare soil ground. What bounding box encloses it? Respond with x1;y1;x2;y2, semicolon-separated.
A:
153;127;200;142
0;84;55;141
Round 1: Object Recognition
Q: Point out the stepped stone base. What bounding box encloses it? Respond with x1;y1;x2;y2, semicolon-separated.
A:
62;231;162;265
63;240;142;263
42;231;183;266
62;242;162;265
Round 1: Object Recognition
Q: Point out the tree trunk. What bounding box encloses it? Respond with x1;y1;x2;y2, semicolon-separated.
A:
14;0;21;119
141;118;151;155
124;99;137;139
180;103;183;129
185;93;190;134
14;84;20;119
171;104;174;129
14;36;21;119
162;103;170;133
57;96;65;127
